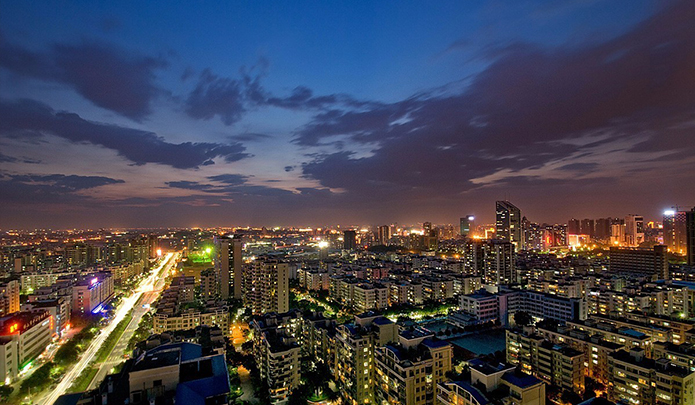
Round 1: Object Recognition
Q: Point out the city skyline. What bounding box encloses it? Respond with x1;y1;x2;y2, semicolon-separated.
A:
2;1;695;228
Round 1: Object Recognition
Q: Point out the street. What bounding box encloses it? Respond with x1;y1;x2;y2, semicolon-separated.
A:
86;252;177;391
39;252;177;405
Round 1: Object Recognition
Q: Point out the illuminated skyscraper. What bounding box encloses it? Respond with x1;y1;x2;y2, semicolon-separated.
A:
214;234;242;299
496;201;522;250
460;215;475;237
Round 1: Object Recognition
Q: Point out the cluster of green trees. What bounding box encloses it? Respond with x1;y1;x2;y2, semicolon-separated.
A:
68;365;99;393
127;312;153;351
94;310;133;362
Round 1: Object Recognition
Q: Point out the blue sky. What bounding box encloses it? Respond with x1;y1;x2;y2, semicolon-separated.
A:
1;0;693;228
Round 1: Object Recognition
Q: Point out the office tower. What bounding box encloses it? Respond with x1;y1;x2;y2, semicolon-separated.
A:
343;230;357;250
624;214;645;247
377;225;391;245
243;258;289;314
460;215;475;238
567;218;580;235
214;234;242;299
423;222;433;234
580;219;595;238
687;208;695;266
609;245;669;279
496;201;522;250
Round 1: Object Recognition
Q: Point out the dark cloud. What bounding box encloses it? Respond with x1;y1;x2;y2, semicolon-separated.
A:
298;1;695;206
229;133;272;142
0;152;42;164
207;173;248;185
0;39;165;120
185;69;247;125
164;181;218;192
184;67;377;126
0;99;249;169
0;173;124;206
0;152;17;163
165;174;250;194
557;162;599;172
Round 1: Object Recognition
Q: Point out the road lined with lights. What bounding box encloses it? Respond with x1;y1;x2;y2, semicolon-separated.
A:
40;252;177;405
86;252;178;390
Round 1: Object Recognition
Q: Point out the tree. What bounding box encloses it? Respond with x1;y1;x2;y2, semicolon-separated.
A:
0;385;13;400
514;311;532;327
560;389;583;405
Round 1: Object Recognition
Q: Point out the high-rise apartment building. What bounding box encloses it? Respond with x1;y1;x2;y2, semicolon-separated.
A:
343;230;357;250
377;225;391;245
687;208;695;266
374;333;452;405
243;258;289;315
608;349;695;405
0;278;20;316
664;209;688;255
214;234;242;299
460;215;475;238
595;217;612;240
625;214;645;247
334;313;398;405
496;201;522;250
484;239;516;285
250;315;301;404
580;219;595;238
609;245;669;279
464;239;515;284
567;218;580;235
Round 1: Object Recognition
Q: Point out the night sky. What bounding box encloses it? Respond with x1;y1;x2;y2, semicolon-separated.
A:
1;1;694;229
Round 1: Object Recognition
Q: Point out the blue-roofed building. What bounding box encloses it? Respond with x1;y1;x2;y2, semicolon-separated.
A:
128;342;230;404
175;354;230;405
501;371;546;405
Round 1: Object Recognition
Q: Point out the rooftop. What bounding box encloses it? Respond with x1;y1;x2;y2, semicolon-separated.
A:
469;358;515;376
502;371;543;389
452;381;489;405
